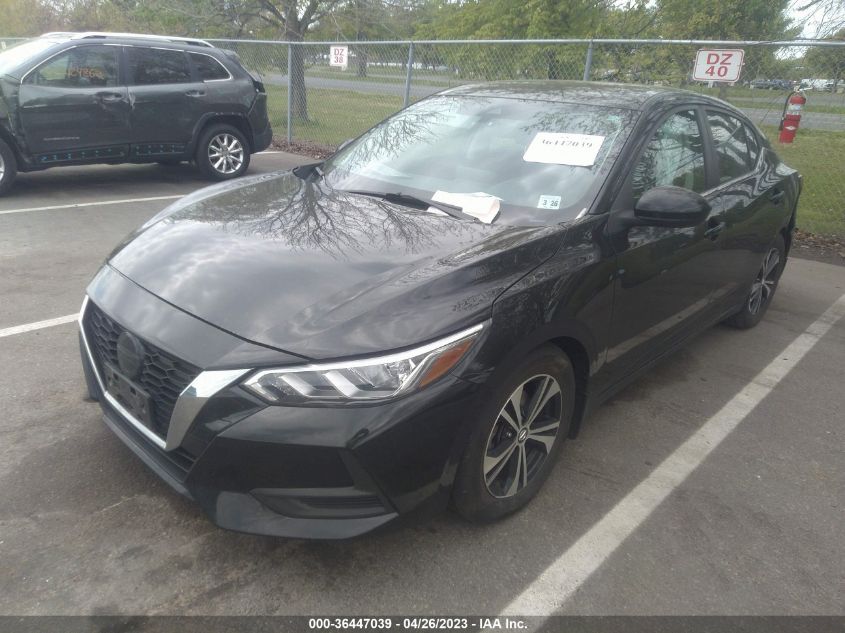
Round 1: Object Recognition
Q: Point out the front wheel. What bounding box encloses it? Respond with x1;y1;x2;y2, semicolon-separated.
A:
724;234;786;329
0;137;18;196
196;124;250;181
452;345;576;522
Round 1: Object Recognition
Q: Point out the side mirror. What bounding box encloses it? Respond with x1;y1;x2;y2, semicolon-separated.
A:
634;186;711;228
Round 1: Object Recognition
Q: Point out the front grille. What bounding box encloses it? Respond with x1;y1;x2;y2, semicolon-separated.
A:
84;301;201;439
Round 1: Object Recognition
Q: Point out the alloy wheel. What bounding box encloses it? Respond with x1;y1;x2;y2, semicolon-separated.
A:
0;151;5;183
483;374;563;499
208;133;245;175
748;247;780;315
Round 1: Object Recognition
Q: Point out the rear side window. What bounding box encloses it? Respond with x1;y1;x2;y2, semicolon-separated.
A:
190;53;229;81
27;46;119;88
128;47;192;85
707;111;756;182
632;109;706;201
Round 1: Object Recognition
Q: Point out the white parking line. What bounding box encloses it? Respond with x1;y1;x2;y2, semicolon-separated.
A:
502;292;845;617
0;313;78;338
0;195;186;216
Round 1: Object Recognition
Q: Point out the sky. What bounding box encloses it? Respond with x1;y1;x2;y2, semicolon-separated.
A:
789;0;844;37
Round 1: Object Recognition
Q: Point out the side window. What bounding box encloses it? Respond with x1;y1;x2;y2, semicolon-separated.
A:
27;46;118;88
190;53;229;81
128;47;192;85
707;111;755;182
631;110;706;202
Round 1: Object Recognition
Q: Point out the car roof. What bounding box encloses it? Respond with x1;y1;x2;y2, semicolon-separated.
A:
40;32;215;49
441;80;733;112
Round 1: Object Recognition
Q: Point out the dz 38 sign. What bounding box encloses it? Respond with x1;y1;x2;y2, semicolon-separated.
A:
693;49;745;83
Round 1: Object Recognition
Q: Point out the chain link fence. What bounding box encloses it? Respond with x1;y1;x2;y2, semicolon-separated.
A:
1;36;843;234
1;37;26;50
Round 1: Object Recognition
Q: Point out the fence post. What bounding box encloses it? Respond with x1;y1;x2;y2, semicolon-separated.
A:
583;40;594;81
403;42;415;108
286;43;293;143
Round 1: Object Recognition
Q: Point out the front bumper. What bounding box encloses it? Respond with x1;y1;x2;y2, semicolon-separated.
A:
79;271;481;539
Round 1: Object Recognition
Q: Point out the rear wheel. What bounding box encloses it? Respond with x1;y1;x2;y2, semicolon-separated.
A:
452;345;576;522
724;234;786;329
195;124;250;181
0;138;18;196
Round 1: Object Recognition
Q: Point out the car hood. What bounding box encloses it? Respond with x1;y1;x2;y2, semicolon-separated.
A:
109;171;563;360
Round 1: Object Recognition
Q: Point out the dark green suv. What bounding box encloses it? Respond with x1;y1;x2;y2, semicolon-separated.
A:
0;32;272;195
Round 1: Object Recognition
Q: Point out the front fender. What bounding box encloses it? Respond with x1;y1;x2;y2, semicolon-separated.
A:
469;215;616;417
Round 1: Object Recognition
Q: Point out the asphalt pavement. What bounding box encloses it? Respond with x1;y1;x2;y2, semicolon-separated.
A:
0;154;843;616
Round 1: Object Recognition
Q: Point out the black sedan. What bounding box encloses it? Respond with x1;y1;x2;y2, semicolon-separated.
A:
78;81;801;538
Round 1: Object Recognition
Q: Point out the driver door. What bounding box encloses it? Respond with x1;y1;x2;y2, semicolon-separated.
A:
603;107;725;386
18;45;130;156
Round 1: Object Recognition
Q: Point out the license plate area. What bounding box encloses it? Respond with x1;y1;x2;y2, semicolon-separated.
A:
103;363;155;431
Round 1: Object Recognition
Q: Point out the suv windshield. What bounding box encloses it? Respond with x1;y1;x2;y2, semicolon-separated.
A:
0;39;61;75
323;95;636;224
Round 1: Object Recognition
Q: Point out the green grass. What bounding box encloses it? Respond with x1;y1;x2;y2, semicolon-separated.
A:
265;85;402;146
306;66;454;88
761;125;845;237
727;98;845;116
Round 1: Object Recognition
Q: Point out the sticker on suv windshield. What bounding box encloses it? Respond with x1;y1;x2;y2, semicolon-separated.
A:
537;195;562;210
523;133;605;167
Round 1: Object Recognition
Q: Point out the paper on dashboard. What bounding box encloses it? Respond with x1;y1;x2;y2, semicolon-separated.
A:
430;191;501;224
522;132;605;166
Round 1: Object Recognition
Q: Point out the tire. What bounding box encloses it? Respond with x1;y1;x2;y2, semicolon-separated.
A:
195;124;250;181
452;345;576;523
0;137;18;197
724;234;786;330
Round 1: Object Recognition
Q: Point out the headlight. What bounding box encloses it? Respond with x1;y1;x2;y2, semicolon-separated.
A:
242;323;484;404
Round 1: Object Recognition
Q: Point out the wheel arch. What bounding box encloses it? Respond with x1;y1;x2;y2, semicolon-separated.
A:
0;124;24;171
192;114;254;154
545;336;590;439
781;192;799;258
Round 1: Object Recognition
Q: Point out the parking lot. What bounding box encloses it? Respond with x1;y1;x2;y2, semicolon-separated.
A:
0;153;843;617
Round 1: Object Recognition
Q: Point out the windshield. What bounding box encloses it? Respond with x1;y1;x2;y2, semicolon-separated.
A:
0;39;60;76
323;95;637;225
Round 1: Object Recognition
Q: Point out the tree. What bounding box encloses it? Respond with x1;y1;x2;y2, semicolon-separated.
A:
413;0;615;81
793;0;845;37
309;0;409;77
804;28;845;91
655;0;797;94
0;0;59;36
253;0;344;120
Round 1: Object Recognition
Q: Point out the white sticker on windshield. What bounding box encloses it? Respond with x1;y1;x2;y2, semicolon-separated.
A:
537;195;562;210
523;133;605;167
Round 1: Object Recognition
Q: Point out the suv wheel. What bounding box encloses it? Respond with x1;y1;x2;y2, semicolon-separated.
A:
0;138;18;196
196;124;250;181
724;234;786;329
452;345;576;522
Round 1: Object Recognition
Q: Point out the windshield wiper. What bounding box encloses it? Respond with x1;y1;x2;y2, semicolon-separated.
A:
292;162;324;181
344;190;473;221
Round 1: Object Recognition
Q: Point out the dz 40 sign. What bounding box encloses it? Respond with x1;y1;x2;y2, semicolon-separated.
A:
693;49;744;83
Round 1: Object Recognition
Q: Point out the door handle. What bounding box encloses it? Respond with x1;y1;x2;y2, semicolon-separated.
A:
769;189;786;204
704;220;726;240
96;92;124;102
185;90;206;98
